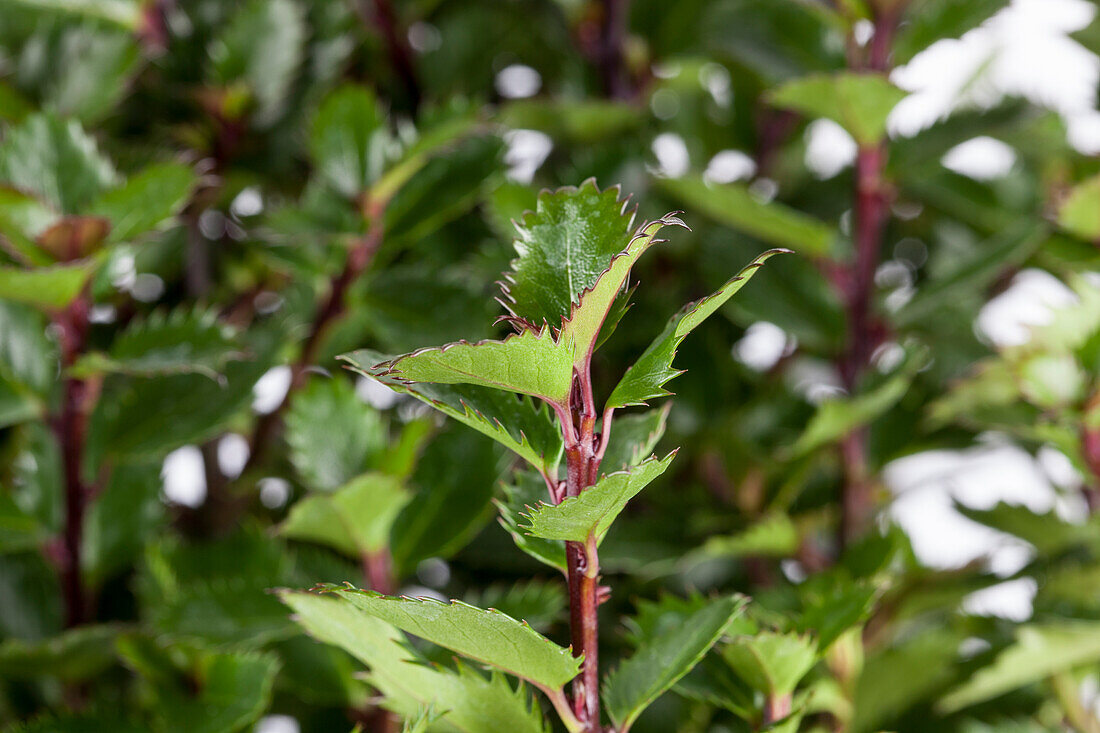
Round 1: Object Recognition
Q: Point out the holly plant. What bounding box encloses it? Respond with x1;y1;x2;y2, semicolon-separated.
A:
281;180;785;732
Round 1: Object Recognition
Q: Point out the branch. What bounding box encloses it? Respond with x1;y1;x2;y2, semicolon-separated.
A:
50;292;92;627
359;0;421;113
246;215;386;471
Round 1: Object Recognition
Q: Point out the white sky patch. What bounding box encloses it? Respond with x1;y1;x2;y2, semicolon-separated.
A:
230;186;263;218
734;321;792;371
162;445;206;508
804;119;857;179
217;433;250;480
356;376;400;410
504;129;552;184
889;0;1100;153
976;269;1078;347
258;477;291;510
652;132;690;178
941;136;1017;180
252;365;292;415
704;149;756;184
495;64;541;99
962;577;1038;621
255;715;300;733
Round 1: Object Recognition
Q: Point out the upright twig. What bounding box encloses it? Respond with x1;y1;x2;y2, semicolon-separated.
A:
552;370;605;730
50;292;92;627
359;0;421;113
246;207;387;471
837;5;899;547
597;0;631;99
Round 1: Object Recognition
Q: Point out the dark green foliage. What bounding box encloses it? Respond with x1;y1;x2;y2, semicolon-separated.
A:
1;0;1099;732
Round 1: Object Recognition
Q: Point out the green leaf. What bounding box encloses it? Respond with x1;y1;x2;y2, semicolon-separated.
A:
0;301;54;399
72;308;242;379
343;350;564;475
523;452;676;543
0;184;59;265
88;162;197;243
7;713;146;733
791;346;926;456
939;622;1100;713
402;707;442;733
604;595;748;731
768;72;906;145
699;513;800;559
501;179;635;330
657;176;836;257
152;650;280;733
796;581;878;650
285;377;387;491
956;502;1098;557
317;586;581;689
0;0;142;29
391;427;501;571
34;25;142;125
366;326;575;408
0;492;47;554
310;85;394;199
280;472;410;556
1058;174;1100;241
499;99;641;143
0;261;95;310
722;631;819;697
82;463;164;584
0;112;118;214
281;591;549;733
892;220;1047;328
0;624;122;680
606;249;787;410
560;214;688;367
209;0;306;127
600;403;671;472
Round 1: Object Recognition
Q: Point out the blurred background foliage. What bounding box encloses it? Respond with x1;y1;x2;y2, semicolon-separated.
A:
3;0;1100;731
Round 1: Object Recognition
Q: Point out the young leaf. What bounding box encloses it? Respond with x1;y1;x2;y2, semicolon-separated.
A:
0;261;95;310
0;112;118;214
1057;173;1100;241
318;586;582;690
600;403;671;472
369;326;574;408
208;0;306;127
309;85;394;199
501;179;636;329
722;631;818;698
559;214;689;367
88;161;197;243
0;623;121;681
343;350;565;475
603;595;748;732
790;346;926;456
285;377;387;492
72;308;242;378
0;186;58;265
522;452;676;544
656;176;836;257
281;591;549;733
939;622;1100;713
767;72;907;145
280;473;410;556
606;249;787;410
149;650;280;733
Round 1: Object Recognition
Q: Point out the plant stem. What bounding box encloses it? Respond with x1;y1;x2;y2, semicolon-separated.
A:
246;214;386;471
837;9;896;547
360;0;421;113
597;0;631;99
762;692;792;726
562;396;603;730
362;548;396;596
51;293;92;627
